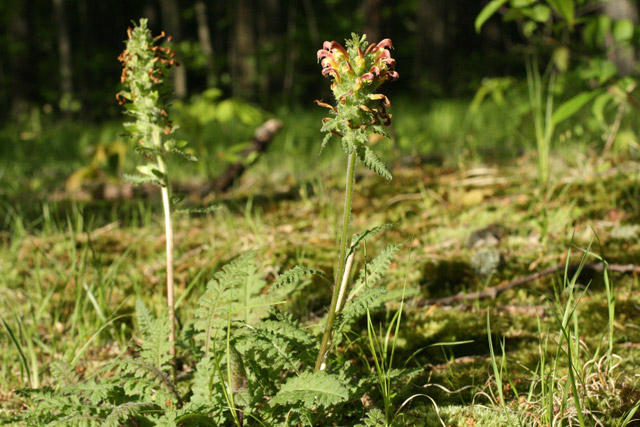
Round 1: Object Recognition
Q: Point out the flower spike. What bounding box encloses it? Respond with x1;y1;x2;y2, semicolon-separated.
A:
314;33;399;373
316;33;398;148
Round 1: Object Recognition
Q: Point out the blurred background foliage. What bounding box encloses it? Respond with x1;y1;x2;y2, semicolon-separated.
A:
1;0;502;118
2;0;640;198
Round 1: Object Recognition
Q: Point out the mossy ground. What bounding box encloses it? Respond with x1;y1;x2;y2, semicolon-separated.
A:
1;108;640;424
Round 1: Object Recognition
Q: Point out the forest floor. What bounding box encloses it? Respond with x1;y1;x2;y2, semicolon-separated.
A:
1;104;640;425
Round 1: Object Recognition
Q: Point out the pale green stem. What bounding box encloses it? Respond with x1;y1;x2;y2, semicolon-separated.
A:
315;150;357;371
335;251;355;313
152;128;176;363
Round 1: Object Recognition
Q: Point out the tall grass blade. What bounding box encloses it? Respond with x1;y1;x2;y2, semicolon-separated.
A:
0;314;32;387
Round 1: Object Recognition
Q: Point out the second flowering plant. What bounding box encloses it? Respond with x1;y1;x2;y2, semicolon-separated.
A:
314;33;398;370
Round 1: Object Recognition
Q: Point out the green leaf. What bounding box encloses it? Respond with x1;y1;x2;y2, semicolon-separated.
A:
552;91;598;126
552;46;570;73
122;173;158;186
360;408;386;427
193;252;268;353
351;243;401;295
136;164;162;179
135;299;155;337
349;223;396;256
357;145;392;180
523;20;538;37
342;129;360;154
104;402;157;427
546;0;574;26
255;314;314;349
171;194;185;206
176;204;220;214
595;14;612;47
337;287;388;338
511;0;536;7
522;4;550;22
320;132;334;155
475;0;509;33
190;356;221;407
170;147;198;162
579;58;617;85
613;19;634;43
591;92;613;124
151;168;166;181
370;124;390;139
269;265;331;294
135;300;172;370
270;371;349;408
0;314;31;386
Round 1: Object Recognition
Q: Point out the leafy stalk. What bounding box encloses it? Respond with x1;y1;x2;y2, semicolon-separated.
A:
315;150;356;370
313;34;398;370
117;19;187;367
152;129;176;355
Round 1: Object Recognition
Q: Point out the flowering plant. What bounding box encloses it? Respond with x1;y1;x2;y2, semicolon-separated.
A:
117;19;193;366
314;34;398;370
316;33;398;180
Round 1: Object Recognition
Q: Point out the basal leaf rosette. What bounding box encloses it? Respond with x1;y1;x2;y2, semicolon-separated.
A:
316;34;398;179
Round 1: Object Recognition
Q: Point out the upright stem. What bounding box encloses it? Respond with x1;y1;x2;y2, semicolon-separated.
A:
153;129;176;364
315;150;357;371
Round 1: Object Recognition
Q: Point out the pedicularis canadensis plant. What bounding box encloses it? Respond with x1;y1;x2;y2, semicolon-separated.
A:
18;31;404;426
117;18;194;365
314;33;398;370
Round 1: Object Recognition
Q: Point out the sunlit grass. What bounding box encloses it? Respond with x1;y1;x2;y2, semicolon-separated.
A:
1;93;640;424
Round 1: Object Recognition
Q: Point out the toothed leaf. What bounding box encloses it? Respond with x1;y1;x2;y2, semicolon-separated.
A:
357;145;392;180
270;371;349;408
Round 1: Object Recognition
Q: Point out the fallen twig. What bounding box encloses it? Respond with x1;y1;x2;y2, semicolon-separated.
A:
415;262;640;307
203;118;283;195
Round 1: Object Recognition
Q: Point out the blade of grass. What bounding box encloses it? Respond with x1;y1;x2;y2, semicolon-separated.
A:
0;313;32;387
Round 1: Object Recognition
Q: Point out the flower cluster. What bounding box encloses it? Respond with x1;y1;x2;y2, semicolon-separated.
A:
316;34;398;179
116;18;178;140
317;34;398;132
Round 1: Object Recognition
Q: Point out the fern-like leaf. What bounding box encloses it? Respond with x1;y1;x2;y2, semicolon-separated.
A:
238;312;315;372
269;265;331;294
122;173;160;186
176;204;220;214
342;128;368;154
168;146;198;162
103;401;157;427
194;277;232;357
135;300;172;371
194;252;269;355
348;244;400;300
371;124;391;139
340;288;387;328
356;145;392;180
135;299;155;337
348;223;396;256
355;408;386;427
320;132;334;155
334;288;388;346
50;360;79;386
190;356;219;406
174;404;221;426
270;371;348;409
189;355;241;424
119;358;180;405
255;314;314;349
